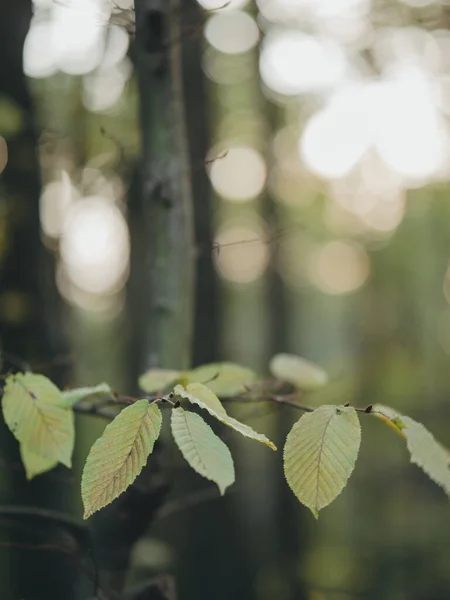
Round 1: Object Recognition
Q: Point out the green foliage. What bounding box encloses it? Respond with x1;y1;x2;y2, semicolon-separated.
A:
284;405;361;518
5;356;450;519
138;362;256;396
20;445;58;480
139;369;181;393
402;416;450;495
81;400;162;519
3;373;74;468
372;404;450;495
174;383;277;450
186;362;256;396
171;407;235;495
270;353;328;390
61;383;113;408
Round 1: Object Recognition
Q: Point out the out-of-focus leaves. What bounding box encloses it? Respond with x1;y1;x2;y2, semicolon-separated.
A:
269;353;328;390
62;383;113;407
3;373;74;467
186;362;257;396
139;369;181;393
0;136;7;174
20;445;57;480
0;97;23;136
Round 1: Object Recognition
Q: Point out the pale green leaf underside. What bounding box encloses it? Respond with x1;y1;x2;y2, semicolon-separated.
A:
401;416;450;495
174;383;276;451
3;373;74;467
171;407;235;495
270;354;328;390
81;400;162;519
284;405;361;518
371;404;450;495
62;383;113;408
20;445;57;480
186;362;256;396
139;369;181;393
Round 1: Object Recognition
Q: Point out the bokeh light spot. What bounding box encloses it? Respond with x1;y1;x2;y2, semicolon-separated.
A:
209;146;266;201
308;240;370;295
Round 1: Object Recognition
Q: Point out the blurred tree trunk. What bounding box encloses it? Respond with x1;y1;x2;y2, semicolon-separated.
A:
130;0;195;376
0;1;75;598
96;0;196;596
181;0;218;366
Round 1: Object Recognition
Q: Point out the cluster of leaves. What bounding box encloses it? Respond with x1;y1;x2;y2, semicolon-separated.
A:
2;355;450;521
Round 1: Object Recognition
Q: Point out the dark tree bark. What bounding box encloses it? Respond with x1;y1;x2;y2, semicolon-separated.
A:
0;1;76;599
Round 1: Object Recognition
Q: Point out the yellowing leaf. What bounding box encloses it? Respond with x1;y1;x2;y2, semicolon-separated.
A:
171;407;235;495
400;416;450;495
139;369;181;393
2;373;74;467
62;383;113;408
175;382;226;415
370;404;406;437
81;400;162;519
284;405;361;518
174;383;276;450
20;445;57;480
186;362;256;396
270;354;328;390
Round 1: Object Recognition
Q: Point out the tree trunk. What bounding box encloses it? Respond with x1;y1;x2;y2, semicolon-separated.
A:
131;0;195;375
0;1;75;598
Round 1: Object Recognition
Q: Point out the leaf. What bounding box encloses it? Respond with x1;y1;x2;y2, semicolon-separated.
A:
0;136;7;175
2;373;74;467
270;354;328;390
399;416;450;495
283;405;361;518
186;362;257;396
370;403;406;437
139;369;181;393
174;383;276;450
81;400;162;519
371;404;450;494
62;383;113;408
171;407;235;495
20;445;58;480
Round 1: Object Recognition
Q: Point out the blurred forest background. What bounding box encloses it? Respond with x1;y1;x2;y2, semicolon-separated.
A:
1;0;450;599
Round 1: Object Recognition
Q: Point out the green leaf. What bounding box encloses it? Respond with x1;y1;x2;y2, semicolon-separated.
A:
20;445;57;480
269;354;328;390
171;407;235;495
174;383;276;451
372;404;450;494
81;400;162;519
186;362;256;396
371;403;406;437
139;369;181;393
399;416;450;495
62;383;113;408
2;373;74;468
284;405;361;518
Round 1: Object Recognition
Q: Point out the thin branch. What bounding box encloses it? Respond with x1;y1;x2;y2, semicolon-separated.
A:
223;392;373;415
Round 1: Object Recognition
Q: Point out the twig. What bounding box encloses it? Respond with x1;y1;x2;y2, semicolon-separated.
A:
224;392;373;415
